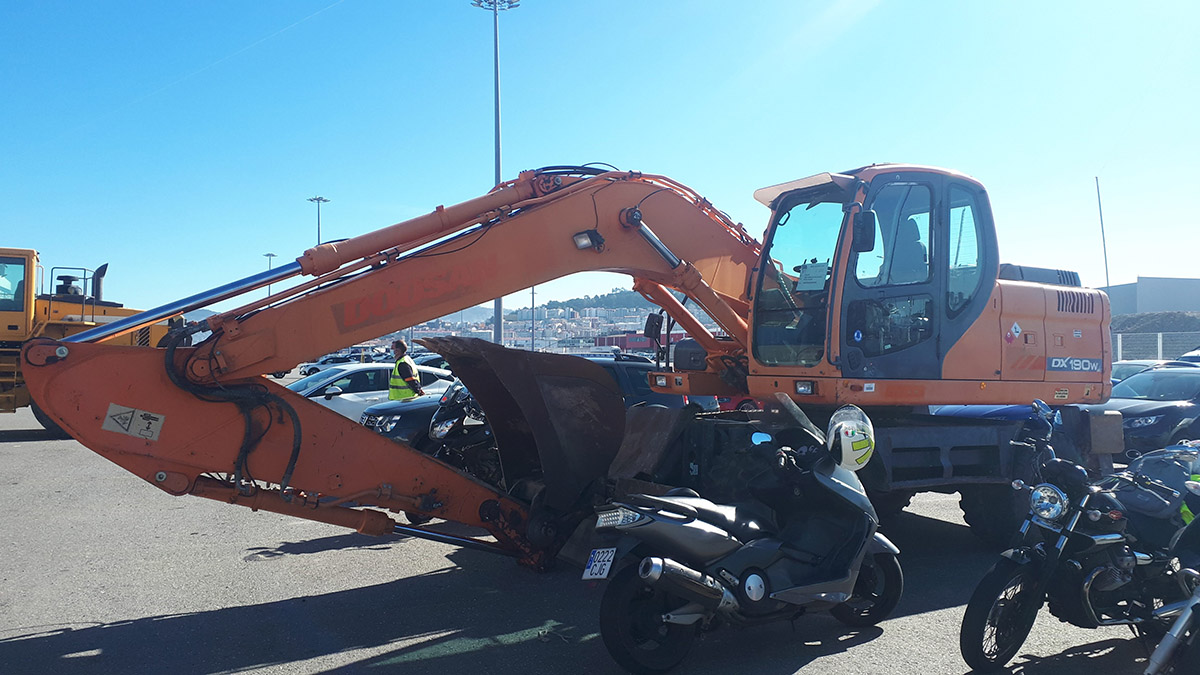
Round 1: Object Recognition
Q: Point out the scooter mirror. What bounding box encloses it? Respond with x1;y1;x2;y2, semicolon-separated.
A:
751;432;773;446
1186;481;1200;497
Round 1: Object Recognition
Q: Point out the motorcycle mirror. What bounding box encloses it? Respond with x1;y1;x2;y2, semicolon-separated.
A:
751;432;773;446
323;385;343;400
1031;399;1052;419
1186;481;1200;497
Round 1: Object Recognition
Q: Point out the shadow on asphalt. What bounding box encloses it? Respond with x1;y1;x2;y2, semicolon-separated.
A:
0;507;1144;675
1003;637;1147;674
0;428;63;443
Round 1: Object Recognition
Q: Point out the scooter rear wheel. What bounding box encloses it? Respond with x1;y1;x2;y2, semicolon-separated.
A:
831;551;903;627
599;564;699;674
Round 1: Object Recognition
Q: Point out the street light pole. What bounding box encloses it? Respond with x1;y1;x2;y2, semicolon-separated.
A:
263;253;277;295
472;0;519;344
308;196;330;245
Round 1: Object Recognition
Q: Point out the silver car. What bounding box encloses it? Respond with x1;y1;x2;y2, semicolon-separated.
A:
285;362;453;419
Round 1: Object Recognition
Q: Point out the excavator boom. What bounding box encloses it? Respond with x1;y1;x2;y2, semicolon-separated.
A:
21;167;763;566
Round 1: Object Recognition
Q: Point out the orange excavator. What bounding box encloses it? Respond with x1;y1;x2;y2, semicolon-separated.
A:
21;164;1113;566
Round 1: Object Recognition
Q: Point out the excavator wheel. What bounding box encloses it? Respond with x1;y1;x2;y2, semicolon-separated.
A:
960;446;1041;548
869;490;915;520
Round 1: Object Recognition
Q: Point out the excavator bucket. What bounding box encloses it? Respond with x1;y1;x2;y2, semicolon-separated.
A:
418;337;626;513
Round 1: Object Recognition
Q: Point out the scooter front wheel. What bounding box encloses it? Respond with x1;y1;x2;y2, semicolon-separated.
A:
831;551;904;627
599;564;699;674
959;558;1042;672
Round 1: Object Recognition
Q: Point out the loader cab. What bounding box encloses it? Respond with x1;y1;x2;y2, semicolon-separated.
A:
0;248;36;343
750;166;998;382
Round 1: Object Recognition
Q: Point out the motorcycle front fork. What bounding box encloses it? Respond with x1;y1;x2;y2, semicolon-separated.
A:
1144;570;1200;675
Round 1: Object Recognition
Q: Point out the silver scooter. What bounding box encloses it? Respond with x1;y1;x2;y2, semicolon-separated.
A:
584;397;902;674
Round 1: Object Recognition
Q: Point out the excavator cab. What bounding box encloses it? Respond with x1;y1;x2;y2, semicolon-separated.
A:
745;166;1009;402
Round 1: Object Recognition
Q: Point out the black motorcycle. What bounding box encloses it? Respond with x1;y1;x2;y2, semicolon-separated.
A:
960;401;1200;672
426;379;504;488
587;398;903;674
1145;478;1200;675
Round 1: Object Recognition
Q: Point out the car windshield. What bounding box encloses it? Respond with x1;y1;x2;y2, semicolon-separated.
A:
287;366;349;392
1111;370;1200;401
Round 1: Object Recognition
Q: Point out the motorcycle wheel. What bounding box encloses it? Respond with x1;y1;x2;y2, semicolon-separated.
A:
831;552;904;627
1165;629;1200;674
599;564;699;674
959;558;1042;672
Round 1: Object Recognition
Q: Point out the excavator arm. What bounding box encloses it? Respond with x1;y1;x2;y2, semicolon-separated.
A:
21;167;763;568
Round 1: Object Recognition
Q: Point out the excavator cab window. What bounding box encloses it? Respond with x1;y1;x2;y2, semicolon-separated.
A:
0;256;27;313
752;187;845;367
947;185;983;316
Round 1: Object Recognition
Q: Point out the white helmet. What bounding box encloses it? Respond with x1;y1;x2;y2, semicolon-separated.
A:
826;405;875;472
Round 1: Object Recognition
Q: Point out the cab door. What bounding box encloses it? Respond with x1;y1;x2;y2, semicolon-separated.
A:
0;250;34;342
839;172;942;379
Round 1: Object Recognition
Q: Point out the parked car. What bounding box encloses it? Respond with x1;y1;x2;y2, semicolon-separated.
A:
297;354;358;377
287;362;453;420
1179;348;1200;364
413;352;452;371
1084;367;1200;452
1111;359;1199;384
716;396;762;412
361;352;718;448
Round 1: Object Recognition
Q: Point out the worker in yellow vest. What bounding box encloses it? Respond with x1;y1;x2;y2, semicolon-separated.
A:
389;339;425;401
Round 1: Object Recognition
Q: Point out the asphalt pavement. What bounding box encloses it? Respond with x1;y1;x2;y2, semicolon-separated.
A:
0;398;1154;675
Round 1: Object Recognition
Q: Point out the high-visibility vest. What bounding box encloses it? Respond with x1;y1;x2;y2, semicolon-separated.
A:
389;356;420;400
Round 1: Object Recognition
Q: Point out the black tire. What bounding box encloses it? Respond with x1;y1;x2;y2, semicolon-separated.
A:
404;511;433;525
831;551;904;627
959;486;1026;549
736;400;759;412
272;371;288;379
959;558;1042;672
599;564;698;674
30;401;70;439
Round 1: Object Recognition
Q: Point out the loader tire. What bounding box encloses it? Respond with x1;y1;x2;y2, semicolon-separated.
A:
30;401;70;439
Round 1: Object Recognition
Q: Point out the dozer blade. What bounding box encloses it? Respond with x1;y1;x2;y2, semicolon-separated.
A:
418;337;626;513
20;338;553;568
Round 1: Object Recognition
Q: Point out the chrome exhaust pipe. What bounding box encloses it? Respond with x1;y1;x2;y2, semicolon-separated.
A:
638;556;739;613
1152;598;1191;621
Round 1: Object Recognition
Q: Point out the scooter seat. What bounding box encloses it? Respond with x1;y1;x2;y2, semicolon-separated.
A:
656;494;776;542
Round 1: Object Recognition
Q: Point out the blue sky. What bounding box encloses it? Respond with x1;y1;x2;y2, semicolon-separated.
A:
3;1;1197;317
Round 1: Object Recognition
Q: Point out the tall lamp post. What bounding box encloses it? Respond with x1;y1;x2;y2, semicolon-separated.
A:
263;253;277;295
308;196;330;245
472;0;519;344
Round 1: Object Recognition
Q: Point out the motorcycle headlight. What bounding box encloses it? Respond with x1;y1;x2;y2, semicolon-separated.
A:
430;419;457;439
381;415;402;433
1124;415;1163;429
1030;484;1070;521
595;506;645;530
